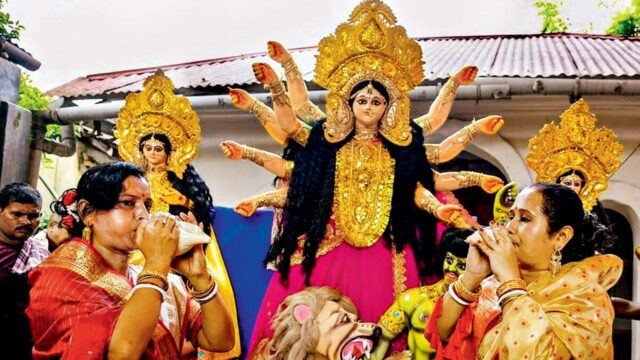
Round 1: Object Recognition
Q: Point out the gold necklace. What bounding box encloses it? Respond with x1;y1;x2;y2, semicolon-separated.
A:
333;138;395;247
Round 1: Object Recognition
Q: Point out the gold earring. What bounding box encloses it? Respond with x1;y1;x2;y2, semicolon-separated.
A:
549;242;562;276
82;226;92;242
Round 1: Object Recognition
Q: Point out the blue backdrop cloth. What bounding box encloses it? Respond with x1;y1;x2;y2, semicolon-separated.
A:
212;206;274;358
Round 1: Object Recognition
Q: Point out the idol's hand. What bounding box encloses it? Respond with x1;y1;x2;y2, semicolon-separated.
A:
451;65;478;85
160;188;189;207
267;40;291;64
474;222;520;283
476;115;504;135
234;198;258;217
136;213;179;272
252;63;279;85
480;175;504;194
220;141;245;160
229;88;253;110
435;204;463;223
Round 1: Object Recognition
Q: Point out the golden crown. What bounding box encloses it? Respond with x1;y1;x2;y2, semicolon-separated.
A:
114;70;201;179
314;0;425;145
526;99;623;211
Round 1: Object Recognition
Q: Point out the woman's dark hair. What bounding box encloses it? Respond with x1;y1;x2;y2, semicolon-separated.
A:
347;80;390;109
51;162;145;238
139;133;215;233
266;80;436;284
529;183;614;263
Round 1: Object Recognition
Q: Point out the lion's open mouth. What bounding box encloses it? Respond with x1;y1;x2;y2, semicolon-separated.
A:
341;337;374;360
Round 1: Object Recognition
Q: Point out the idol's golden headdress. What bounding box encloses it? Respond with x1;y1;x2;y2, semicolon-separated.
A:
314;0;424;146
526;99;623;211
114;70;201;179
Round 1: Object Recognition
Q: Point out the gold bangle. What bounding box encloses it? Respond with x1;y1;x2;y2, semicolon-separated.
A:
291;120;311;146
284;160;295;179
497;278;527;298
417;188;441;215
453;274;480;303
267;81;290;107
425;144;440;164
187;274;214;296
138;270;169;291
282;56;302;82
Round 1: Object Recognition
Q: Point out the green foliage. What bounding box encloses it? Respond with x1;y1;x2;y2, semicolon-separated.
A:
533;1;569;33
19;73;50;111
606;0;640;36
0;0;23;41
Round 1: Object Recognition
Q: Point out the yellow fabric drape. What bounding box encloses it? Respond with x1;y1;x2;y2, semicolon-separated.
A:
477;255;622;360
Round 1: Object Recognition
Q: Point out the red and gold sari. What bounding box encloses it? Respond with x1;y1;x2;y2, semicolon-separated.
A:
27;238;202;359
425;255;623;360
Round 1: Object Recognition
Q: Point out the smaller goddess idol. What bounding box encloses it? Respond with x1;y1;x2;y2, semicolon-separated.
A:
114;70;241;359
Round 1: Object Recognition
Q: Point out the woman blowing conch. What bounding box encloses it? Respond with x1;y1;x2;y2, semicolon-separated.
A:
426;184;622;359
27;162;235;359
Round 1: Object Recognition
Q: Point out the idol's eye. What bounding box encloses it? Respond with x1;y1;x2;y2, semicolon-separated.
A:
459;263;466;271
357;99;367;105
372;99;382;106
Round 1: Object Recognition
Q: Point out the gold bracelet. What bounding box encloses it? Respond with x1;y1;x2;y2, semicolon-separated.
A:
282;57;302;82
267;81;290;107
453;274;481;303
254;190;287;208
417;188;441;215
242;145;272;167
440;78;460;105
425;144;440;164
291;120;311;146
138;270;169;291
284;160;295;179
294;100;325;123
248;99;276;127
454;171;483;188
496;278;527;298
187;275;214;296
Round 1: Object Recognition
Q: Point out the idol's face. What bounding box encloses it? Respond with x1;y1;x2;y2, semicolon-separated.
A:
351;87;387;128
442;252;466;286
142;139;168;167
559;173;583;194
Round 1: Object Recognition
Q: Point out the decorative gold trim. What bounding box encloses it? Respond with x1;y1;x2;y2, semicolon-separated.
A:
294;100;325;123
38;240;132;305
333;139;395;247
291;120;311;146
391;244;407;298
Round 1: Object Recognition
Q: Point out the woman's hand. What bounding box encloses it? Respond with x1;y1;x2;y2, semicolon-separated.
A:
172;212;208;280
228;88;253;110
136;213;179;273
160;188;189;207
463;230;492;288
480;175;504;194
220;141;245;160
474;222;521;282
234;198;258;217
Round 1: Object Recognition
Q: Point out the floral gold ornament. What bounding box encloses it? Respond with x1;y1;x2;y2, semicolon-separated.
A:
114;69;202;179
314;0;424;145
525;99;623;212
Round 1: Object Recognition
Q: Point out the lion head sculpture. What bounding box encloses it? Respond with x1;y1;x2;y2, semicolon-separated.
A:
262;287;381;360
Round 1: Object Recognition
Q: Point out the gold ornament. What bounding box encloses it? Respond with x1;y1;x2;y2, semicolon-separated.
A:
314;0;424;146
333;139;395;247
114;69;202;179
549;242;562;276
82;226;92;242
525;99;623;212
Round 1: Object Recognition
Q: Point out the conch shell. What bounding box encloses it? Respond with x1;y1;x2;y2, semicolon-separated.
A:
176;220;210;256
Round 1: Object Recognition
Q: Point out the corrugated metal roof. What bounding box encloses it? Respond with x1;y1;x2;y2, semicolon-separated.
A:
46;33;640;99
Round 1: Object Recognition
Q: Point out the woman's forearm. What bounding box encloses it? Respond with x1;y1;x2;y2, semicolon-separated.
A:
192;276;235;352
